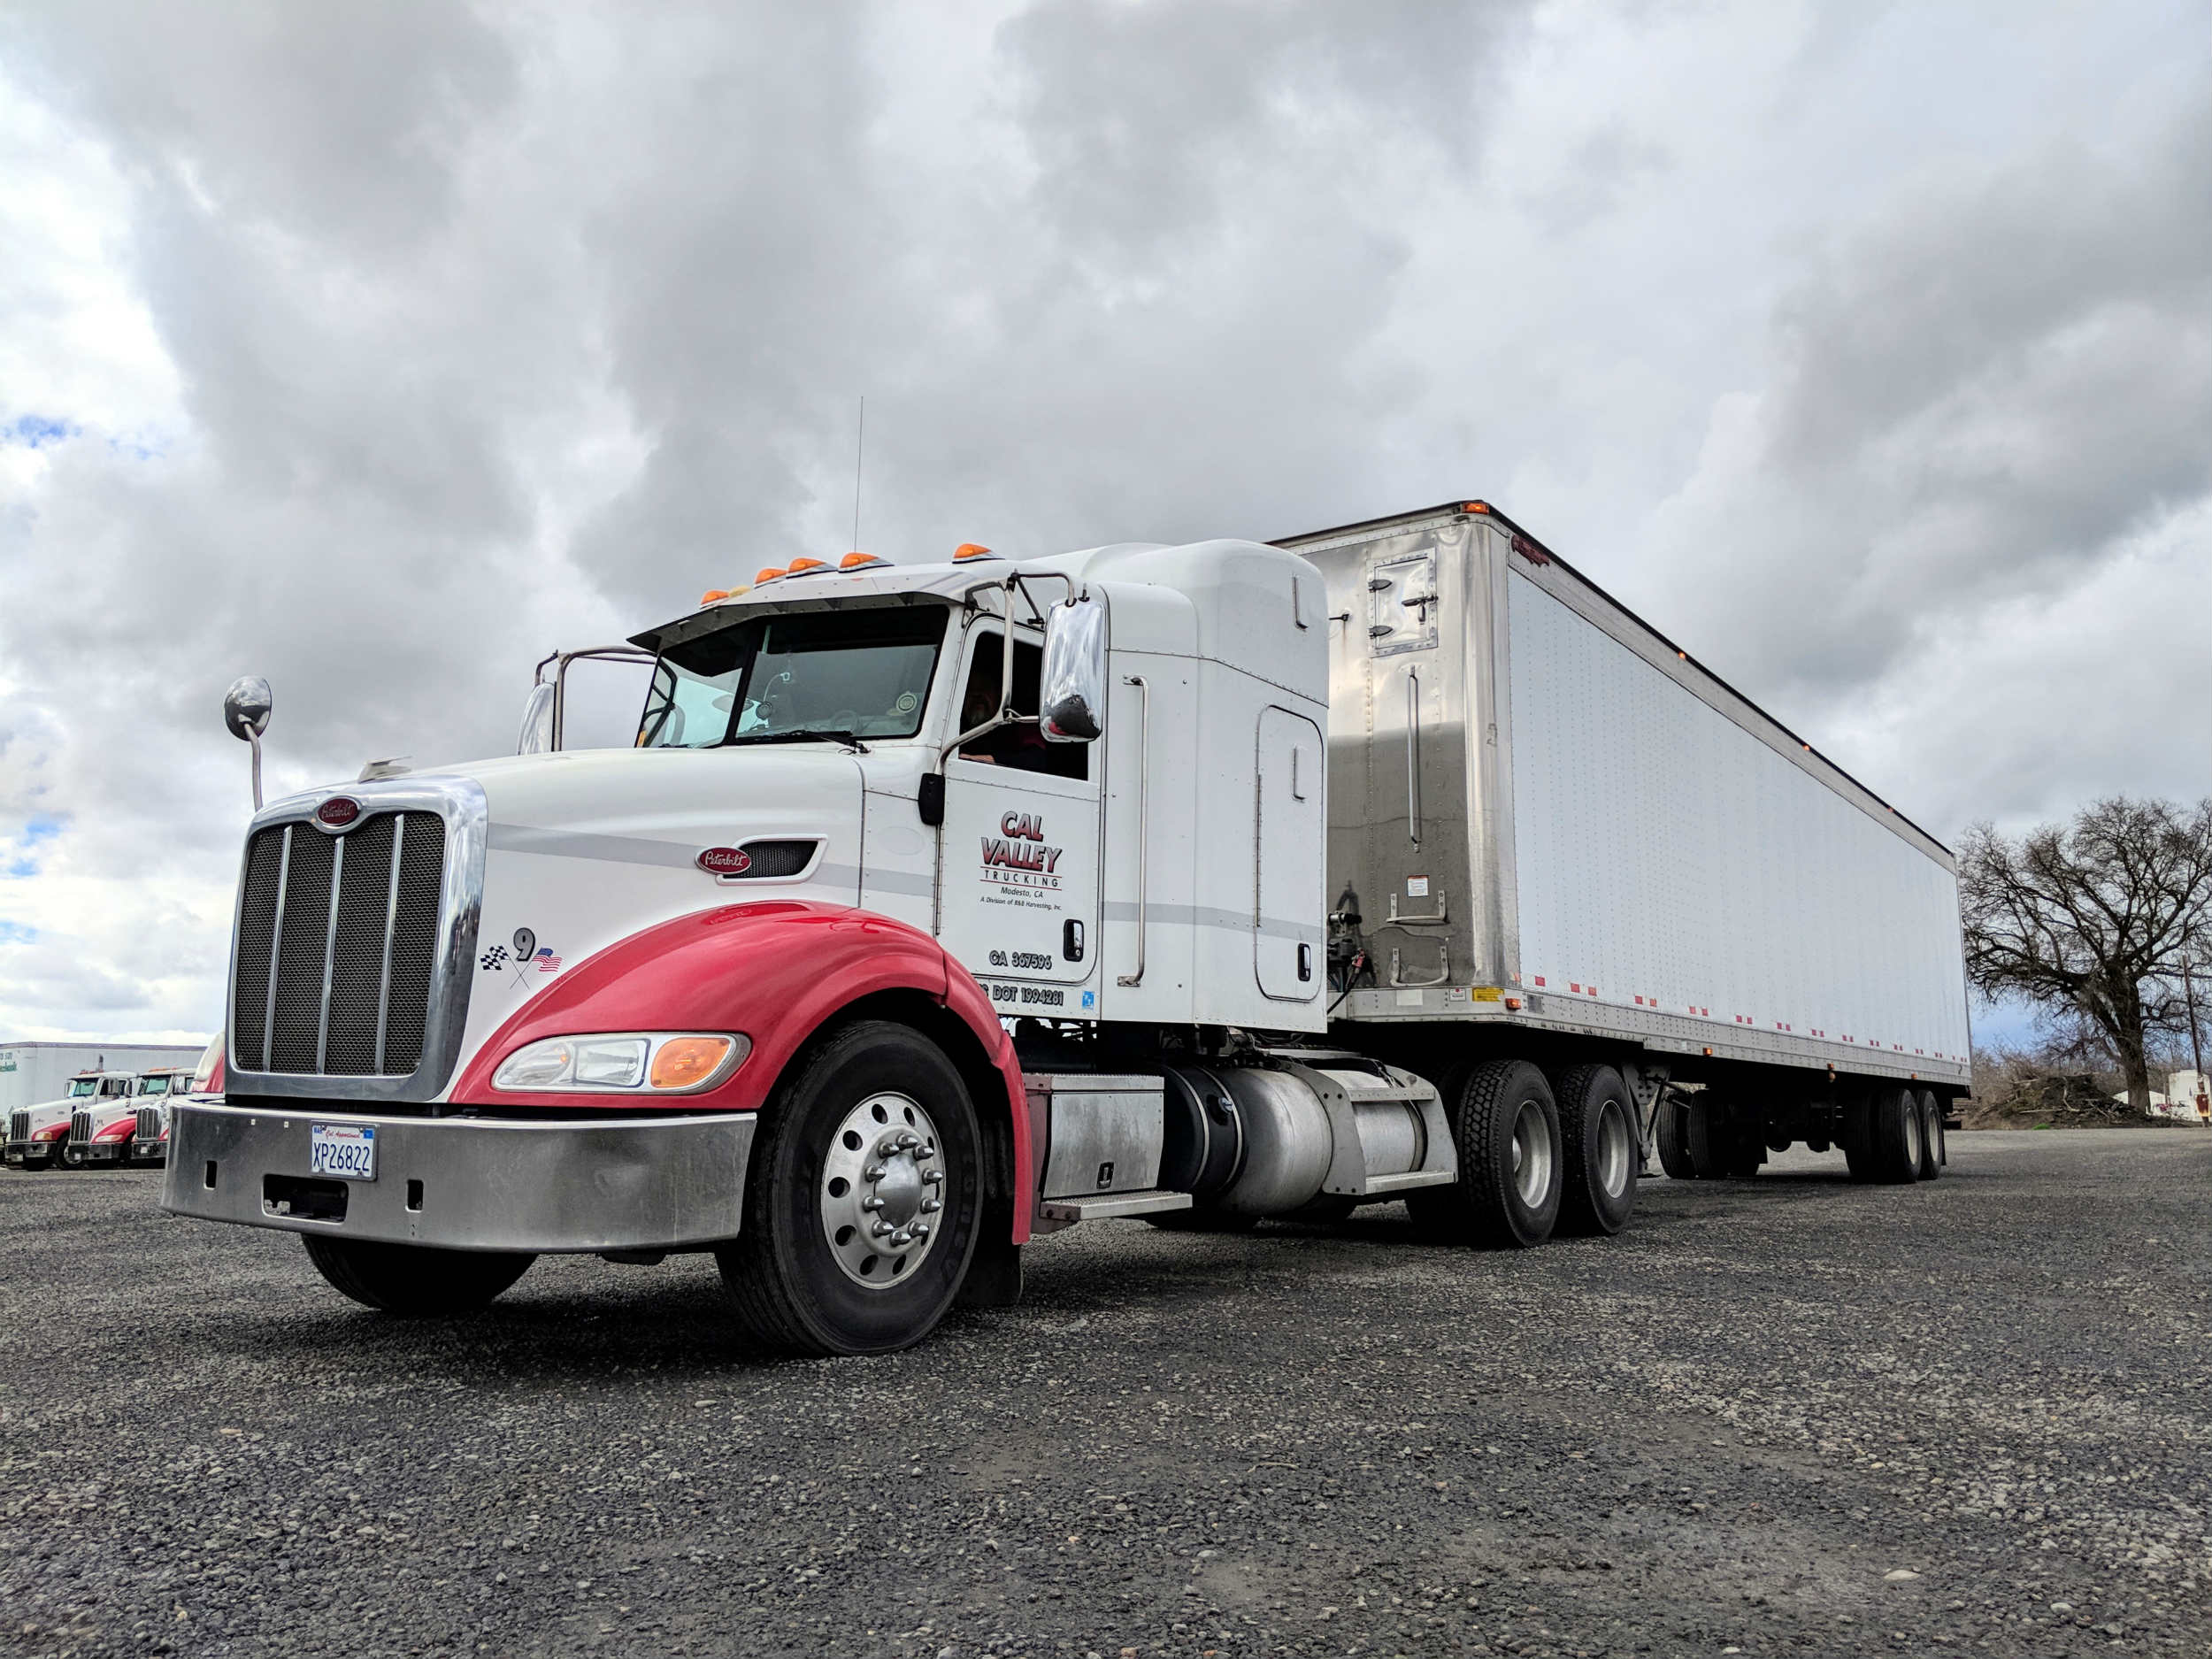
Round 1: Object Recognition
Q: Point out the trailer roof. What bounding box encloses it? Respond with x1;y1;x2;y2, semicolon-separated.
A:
1271;499;1953;860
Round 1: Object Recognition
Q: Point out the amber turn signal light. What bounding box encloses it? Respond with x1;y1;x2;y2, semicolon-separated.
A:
649;1036;738;1090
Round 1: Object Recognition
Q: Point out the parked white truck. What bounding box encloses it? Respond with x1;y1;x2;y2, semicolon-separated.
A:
8;1070;135;1171
165;501;1970;1353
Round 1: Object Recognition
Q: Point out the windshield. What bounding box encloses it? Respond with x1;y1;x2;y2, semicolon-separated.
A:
68;1079;96;1098
138;1075;173;1097
638;604;948;749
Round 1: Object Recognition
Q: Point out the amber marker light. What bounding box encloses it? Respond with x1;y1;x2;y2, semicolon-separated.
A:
700;589;729;605
650;1036;740;1090
952;542;998;560
754;566;787;585
786;556;829;576
840;551;885;570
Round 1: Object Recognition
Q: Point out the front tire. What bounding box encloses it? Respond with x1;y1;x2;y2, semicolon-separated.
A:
717;1020;982;1356
1407;1059;1562;1248
1553;1064;1637;1236
302;1236;535;1314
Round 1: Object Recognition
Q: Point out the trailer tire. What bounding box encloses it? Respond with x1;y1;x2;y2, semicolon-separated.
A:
716;1020;982;1356
301;1237;535;1315
1553;1064;1637;1236
1655;1096;1698;1179
1869;1085;1922;1184
1407;1059;1562;1248
1915;1090;1943;1181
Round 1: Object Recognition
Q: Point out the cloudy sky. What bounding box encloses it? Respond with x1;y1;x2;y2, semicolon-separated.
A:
1;0;2206;1046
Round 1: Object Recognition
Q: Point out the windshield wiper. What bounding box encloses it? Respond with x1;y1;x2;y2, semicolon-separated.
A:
718;728;870;754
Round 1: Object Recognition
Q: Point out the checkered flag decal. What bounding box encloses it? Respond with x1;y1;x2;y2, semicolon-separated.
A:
479;945;510;972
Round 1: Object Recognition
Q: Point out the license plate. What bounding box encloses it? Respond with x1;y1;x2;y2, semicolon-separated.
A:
309;1123;377;1181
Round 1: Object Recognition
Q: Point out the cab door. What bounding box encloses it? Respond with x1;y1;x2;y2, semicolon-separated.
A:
936;624;1102;1022
1256;705;1325;1002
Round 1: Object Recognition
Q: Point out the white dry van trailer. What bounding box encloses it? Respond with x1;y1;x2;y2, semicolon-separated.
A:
165;500;1970;1354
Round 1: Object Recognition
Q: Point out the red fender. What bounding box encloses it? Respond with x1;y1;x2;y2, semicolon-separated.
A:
450;901;1030;1241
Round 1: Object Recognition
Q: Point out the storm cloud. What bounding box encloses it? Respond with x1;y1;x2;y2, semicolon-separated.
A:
0;0;2205;1041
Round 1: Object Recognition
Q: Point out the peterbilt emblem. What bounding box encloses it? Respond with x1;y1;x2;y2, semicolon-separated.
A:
697;846;752;877
315;795;363;829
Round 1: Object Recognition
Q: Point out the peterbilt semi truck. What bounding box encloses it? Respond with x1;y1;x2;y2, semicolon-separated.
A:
165;500;1970;1354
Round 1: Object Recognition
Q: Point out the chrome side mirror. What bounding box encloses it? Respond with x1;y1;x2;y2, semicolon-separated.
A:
222;676;273;809
1040;593;1107;743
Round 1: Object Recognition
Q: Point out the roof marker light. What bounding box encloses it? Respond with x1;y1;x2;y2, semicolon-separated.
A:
700;589;729;605
754;566;787;585
785;557;830;577
1462;502;1492;514
953;542;999;561
840;551;886;570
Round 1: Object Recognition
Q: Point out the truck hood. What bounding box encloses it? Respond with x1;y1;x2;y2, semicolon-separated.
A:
445;746;869;1088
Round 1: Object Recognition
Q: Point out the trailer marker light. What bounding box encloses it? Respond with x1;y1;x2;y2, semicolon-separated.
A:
755;566;787;585
1504;996;1523;1010
1461;502;1491;514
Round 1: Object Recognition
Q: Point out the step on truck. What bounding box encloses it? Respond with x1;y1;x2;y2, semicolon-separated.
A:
165;502;1970;1353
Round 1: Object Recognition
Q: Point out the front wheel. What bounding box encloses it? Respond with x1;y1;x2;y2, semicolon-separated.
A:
717;1021;983;1356
1407;1059;1562;1248
302;1236;536;1314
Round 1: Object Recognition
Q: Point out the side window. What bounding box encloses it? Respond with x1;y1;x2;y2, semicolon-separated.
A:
956;631;1087;781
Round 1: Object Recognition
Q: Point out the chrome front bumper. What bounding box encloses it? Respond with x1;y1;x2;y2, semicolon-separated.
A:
162;1101;757;1254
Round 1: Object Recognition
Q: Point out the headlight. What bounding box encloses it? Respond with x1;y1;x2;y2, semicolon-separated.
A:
491;1033;749;1094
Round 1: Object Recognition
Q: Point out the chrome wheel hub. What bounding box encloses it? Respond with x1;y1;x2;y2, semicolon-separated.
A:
1595;1099;1632;1198
1510;1100;1555;1209
820;1092;946;1288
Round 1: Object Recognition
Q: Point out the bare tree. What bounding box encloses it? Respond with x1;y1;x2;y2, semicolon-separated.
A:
1961;797;2212;1112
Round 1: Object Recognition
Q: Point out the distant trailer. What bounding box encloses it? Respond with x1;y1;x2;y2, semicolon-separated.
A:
0;1042;209;1117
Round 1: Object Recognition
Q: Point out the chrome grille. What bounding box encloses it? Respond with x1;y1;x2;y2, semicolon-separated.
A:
7;1110;26;1143
135;1105;163;1140
69;1110;93;1144
232;811;449;1077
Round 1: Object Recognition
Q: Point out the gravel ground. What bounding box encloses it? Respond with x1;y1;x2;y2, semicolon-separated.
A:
3;1128;2209;1659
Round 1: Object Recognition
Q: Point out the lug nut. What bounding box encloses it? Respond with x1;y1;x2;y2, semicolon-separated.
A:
922;1168;943;1186
889;1230;912;1248
864;1164;887;1181
917;1142;936;1158
910;1223;929;1240
861;1195;884;1211
919;1196;941;1214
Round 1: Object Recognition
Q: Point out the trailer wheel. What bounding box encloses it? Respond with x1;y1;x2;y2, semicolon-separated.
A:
1553;1064;1636;1236
1868;1085;1922;1184
717;1020;982;1356
1915;1090;1943;1181
1655;1096;1698;1179
301;1237;536;1315
1407;1059;1562;1248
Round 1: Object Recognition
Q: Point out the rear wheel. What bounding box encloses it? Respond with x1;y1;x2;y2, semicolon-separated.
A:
302;1237;535;1314
1553;1064;1637;1236
1915;1090;1943;1180
716;1021;982;1356
1869;1084;1922;1184
1407;1060;1562;1248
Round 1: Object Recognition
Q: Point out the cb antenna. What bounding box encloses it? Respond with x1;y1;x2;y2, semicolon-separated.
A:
851;396;865;552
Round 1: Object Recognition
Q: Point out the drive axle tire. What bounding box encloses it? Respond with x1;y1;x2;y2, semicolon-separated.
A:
717;1020;983;1356
1869;1084;1922;1184
1553;1064;1637;1237
1406;1059;1562;1248
1915;1090;1943;1181
302;1237;536;1315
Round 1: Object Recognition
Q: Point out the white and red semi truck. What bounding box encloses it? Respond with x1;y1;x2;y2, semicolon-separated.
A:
165;502;1970;1353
